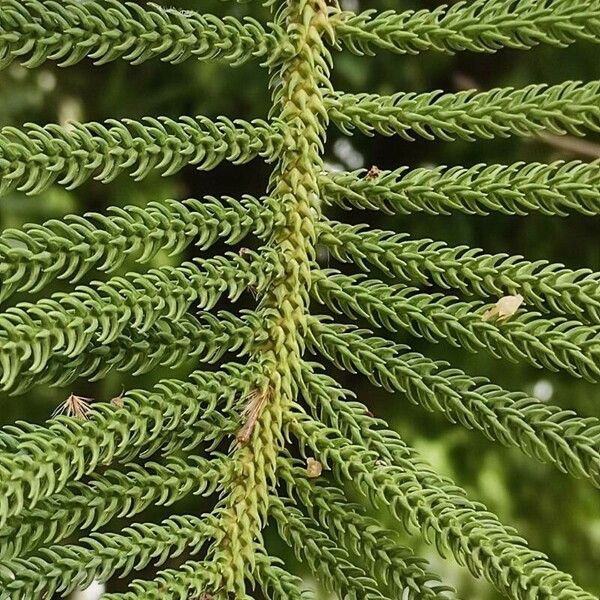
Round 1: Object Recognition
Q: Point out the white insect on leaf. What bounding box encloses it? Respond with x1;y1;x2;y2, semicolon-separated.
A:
482;294;525;322
52;394;94;420
306;457;323;478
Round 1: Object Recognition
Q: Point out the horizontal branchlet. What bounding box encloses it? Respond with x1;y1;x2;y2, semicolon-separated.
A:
0;250;278;389
312;270;600;381
327;80;600;141
320;161;600;216
287;408;595;600
0;114;289;195
319;220;600;323
333;0;600;56
279;459;457;600
0;514;218;600
270;497;389;600
311;270;600;381
255;553;314;600
306;321;600;487
6;310;265;396
0;364;259;525
0;456;225;561
0;195;283;303
101;560;221;600
0;0;290;69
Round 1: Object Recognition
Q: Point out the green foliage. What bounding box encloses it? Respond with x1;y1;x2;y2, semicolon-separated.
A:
0;195;281;301
328;81;600;141
333;0;600;55
321;161;600;216
320;220;600;320
0;0;286;68
0;0;598;598
0;115;285;195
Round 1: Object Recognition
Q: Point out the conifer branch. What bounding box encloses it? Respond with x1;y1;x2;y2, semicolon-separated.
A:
0;366;256;525
312;270;600;380
255;553;315;600
0;515;217;600
0;456;224;561
0;0;597;594
307;323;600;486
0;195;282;303
320;161;600;216
320;220;600;323
327;80;600;141
8;311;264;395
0;251;275;389
271;498;389;600
0;0;287;69
333;0;600;56
288;409;595;600
102;561;220;600
0;115;287;195
279;460;457;600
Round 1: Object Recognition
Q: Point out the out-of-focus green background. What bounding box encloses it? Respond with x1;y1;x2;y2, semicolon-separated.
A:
0;0;598;598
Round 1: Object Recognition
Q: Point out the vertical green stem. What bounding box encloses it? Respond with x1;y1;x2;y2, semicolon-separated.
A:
212;0;332;595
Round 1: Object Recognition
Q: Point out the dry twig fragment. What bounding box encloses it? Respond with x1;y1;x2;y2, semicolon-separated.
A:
482;294;525;322
52;394;94;420
306;457;323;478
235;386;271;447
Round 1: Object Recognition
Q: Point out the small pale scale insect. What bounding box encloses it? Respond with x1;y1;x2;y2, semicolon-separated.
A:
52;394;94;420
482;294;525;322
306;457;323;478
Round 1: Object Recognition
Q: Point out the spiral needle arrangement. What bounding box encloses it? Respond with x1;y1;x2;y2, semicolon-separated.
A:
0;0;599;598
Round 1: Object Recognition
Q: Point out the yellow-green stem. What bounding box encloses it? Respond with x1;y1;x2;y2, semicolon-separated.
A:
212;0;332;595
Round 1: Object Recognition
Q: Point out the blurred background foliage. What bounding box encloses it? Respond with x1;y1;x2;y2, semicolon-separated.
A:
0;0;598;598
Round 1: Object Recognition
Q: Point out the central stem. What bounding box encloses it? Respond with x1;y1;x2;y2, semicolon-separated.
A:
213;0;332;595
